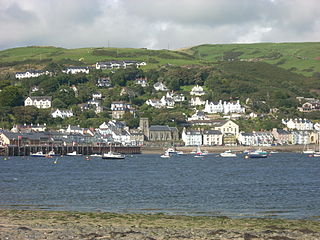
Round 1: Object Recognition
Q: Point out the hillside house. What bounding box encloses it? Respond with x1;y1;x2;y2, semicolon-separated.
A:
204;100;245;114
190;97;205;106
190;85;205;96
51;109;73;119
153;82;169;91
15;69;51;79
62;66;89;74
25;96;52;109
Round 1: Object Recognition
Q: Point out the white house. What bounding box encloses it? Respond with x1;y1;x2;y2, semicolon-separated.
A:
187;110;209;121
291;131;310;145
135;77;148;87
24;96;52;109
51;109;73;119
92;93;102;100
190;97;205;106
145;99;163;108
96;61;147;70
211;120;239;136
15;70;51;79
203;130;223;146
253;131;274;146
62;67;89;74
282;118;314;131
204;100;245;114
181;128;202;146
238;132;255;146
190;85;205;96
153;82;169;91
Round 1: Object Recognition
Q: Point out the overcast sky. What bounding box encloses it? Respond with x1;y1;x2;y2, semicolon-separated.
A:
0;0;319;50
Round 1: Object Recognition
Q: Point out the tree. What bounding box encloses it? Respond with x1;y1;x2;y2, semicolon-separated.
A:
0;85;24;107
12;106;39;124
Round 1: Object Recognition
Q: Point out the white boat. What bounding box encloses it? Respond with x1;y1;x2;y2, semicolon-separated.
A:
220;150;237;157
66;151;82;156
165;147;183;155
102;151;125;159
90;154;102;157
160;151;171;158
30;151;45;157
48;150;59;156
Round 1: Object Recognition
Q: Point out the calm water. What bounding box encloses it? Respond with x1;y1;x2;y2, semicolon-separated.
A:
0;153;320;219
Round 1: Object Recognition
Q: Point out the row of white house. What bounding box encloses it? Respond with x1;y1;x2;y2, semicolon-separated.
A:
146;92;185;108
204;100;246;114
15;70;51;79
282;118;314;130
96;61;147;70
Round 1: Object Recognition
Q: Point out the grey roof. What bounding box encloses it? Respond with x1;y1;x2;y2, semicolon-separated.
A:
185;130;202;135
276;129;291;135
149;125;171;131
26;96;52;101
0;131;49;140
203;130;222;135
240;132;254;136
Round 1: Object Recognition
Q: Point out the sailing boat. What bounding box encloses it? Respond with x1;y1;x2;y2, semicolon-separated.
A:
102;145;125;159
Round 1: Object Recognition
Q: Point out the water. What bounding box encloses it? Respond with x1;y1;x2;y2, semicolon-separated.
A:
0;153;320;219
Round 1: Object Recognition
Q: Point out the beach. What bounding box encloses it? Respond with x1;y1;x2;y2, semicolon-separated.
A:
0;210;320;240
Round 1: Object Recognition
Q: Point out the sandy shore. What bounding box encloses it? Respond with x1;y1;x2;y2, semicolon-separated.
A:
141;145;307;154
0;209;319;239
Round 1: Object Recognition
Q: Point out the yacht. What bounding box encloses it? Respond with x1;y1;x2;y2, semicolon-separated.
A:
220;150;237;157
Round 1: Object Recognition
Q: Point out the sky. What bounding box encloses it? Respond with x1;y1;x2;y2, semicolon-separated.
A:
0;0;319;50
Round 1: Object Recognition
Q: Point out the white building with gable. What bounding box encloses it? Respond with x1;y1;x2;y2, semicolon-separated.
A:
204;100;245;114
51;109;73;119
25;96;52;109
190;85;205;96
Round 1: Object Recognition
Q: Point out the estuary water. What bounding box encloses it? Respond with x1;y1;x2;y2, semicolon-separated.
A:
0;153;319;219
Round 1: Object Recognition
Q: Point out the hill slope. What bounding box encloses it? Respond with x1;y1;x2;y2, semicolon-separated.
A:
186;42;320;77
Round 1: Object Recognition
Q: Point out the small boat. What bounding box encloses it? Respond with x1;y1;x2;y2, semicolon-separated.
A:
102;151;125;160
160;151;171;158
193;145;208;156
48;150;59;156
90;154;102;157
220;150;237;157
246;149;268;158
165;147;183;155
66;151;82;156
30;151;45;157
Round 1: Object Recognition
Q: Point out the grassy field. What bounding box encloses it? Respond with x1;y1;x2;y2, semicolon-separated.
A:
187;42;320;76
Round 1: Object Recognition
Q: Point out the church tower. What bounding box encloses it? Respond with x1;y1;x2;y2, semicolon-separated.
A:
139;118;149;140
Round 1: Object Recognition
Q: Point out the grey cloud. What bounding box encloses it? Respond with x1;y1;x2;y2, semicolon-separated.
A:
0;0;319;50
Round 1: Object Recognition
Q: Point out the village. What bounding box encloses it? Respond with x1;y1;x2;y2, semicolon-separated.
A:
1;61;320;154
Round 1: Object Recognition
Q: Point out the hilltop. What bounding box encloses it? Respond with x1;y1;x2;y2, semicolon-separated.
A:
0;42;320;77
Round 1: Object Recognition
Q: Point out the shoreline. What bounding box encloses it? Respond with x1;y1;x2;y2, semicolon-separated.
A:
0;209;319;239
141;144;307;154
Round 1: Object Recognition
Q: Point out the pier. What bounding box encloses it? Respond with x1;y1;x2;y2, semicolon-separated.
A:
0;145;141;156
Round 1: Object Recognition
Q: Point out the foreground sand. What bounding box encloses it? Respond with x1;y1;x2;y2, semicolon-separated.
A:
0;210;320;239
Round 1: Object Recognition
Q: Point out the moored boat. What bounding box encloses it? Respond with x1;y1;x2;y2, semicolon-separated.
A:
30;151;45;157
220;150;237;157
102;151;125;160
246;149;268;158
66;151;82;156
160;151;171;158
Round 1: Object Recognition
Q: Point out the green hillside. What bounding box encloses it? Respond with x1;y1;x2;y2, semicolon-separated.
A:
187;42;320;77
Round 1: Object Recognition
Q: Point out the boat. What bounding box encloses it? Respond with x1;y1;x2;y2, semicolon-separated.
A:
302;143;315;154
220;150;237;157
48;150;59;156
30;151;45;157
160;151;171;158
66;151;82;156
90;154;102;157
165;147;183;155
246;149;268;158
102;151;125;160
193;145;208;157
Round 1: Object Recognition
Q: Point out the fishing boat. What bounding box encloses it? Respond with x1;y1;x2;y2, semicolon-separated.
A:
246;149;268;158
102;151;125;159
220;150;237;157
30;151;45;157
